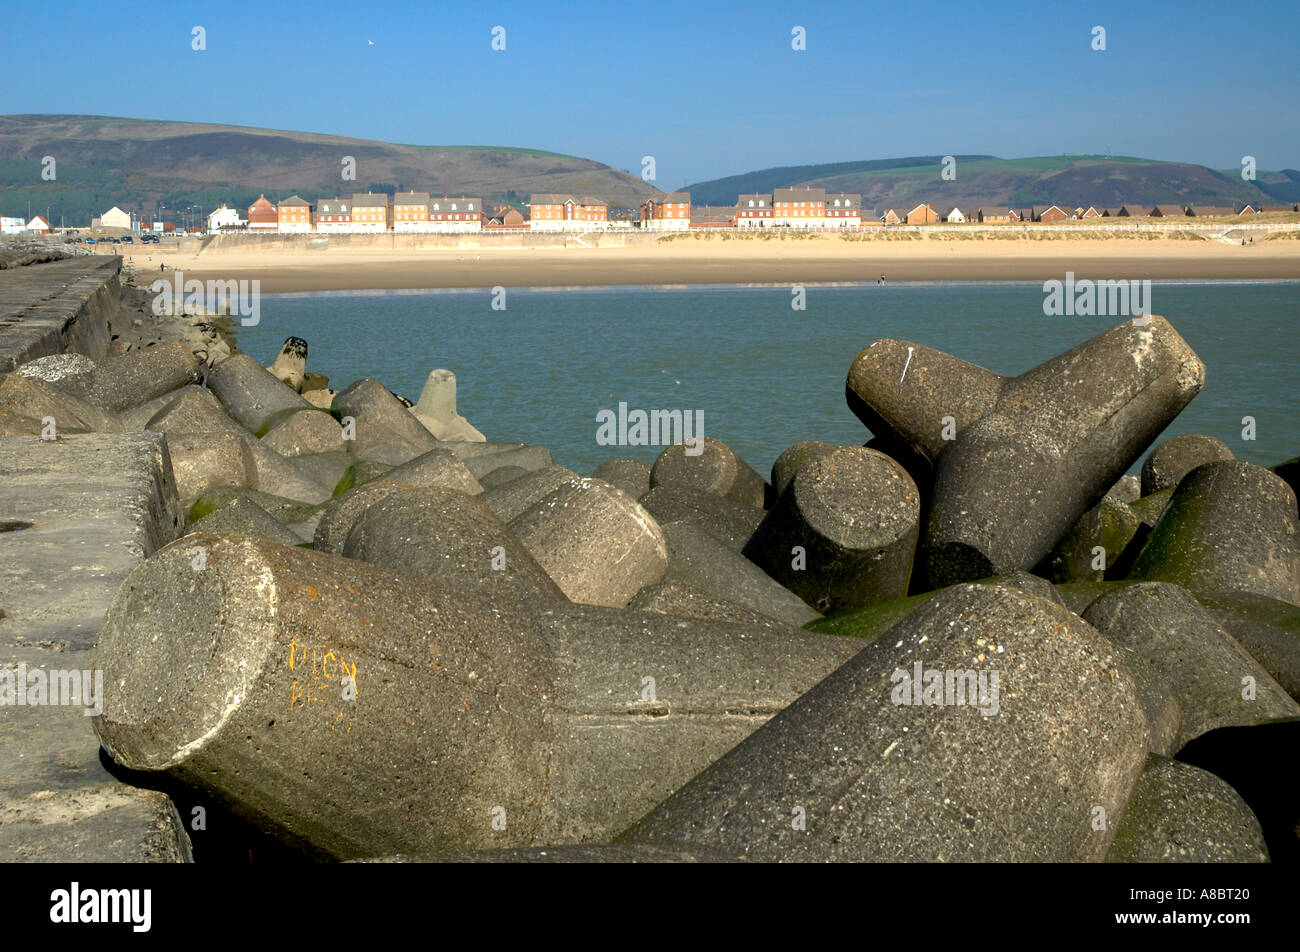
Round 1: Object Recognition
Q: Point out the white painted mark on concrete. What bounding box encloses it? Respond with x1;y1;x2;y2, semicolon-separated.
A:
900;346;914;383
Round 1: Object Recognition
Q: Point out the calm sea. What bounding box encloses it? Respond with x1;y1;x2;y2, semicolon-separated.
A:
234;282;1299;477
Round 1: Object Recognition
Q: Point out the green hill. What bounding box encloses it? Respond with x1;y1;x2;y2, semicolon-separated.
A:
0;114;661;226
683;154;1285;211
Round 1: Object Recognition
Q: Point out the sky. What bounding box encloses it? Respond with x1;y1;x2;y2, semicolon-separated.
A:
1;0;1297;187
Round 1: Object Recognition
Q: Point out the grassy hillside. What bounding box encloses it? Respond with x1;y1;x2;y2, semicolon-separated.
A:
0;114;661;226
685;154;1280;211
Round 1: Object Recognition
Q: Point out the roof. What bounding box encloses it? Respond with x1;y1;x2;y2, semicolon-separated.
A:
429;196;482;208
1151;204;1185;216
979;206;1011;216
737;194;773;207
393;191;431;205
278;194;311;207
351;192;390;207
691;205;735;223
576;195;606;207
773;187;827;203
658;192;691;203
1186;206;1234;216
825;193;861;210
316;199;350;213
942;206;964;216
530;194;576;205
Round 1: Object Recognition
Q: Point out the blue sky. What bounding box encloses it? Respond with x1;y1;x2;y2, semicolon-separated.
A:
1;0;1296;186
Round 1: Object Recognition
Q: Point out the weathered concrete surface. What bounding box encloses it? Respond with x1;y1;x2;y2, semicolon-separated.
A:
1130;460;1300;606
91;534;862;857
846;339;1005;464
260;408;345;457
590;458;652;499
508;476;668;607
649;437;768;509
1106;755;1268;863
480;465;578;522
0;373;123;435
0;431;191;862
186;494;306;546
92;535;557;860
529;604;863;845
331;378;441;465
770;440;835;498
83;340;201;412
744;446;919;614
638;485;765;551
623;584;1149;861
411;369;485;442
341;486;566;603
462;445;555;481
207;354;314;435
1141;434;1235;495
923;317;1205;586
1194;590;1300;701
1082;583;1300;750
657;520;819;627
0;257;122;373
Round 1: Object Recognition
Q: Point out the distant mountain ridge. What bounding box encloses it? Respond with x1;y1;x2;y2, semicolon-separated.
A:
683;155;1295;210
0;114;661;225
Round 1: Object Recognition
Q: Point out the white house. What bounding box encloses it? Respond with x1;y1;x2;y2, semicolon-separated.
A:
0;216;25;235
943;207;966;223
207;204;245;231
26;216;51;234
99;206;131;231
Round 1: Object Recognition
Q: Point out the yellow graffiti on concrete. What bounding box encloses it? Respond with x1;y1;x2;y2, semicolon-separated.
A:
288;640;359;731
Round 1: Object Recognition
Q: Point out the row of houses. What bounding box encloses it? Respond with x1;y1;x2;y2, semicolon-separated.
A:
202;192;604;234
647;189;1294;230
54;189;1298;238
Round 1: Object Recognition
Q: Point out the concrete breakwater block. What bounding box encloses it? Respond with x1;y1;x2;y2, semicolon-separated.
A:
1105;755;1268;863
14;352;98;398
770;440;835;498
528;604;862;843
649;437;767;509
590;458;652;499
165;431;253;502
478;465;528;489
260;408;345;457
341;486;566;603
186;494;306;546
627;580;801;630
1141;434;1235;496
83;340;201;412
1034;495;1142;583
267;337;308;392
462;445;554;481
0;373;122;435
207;354;313;435
1194;591;1300;702
92;534;556;860
1082;583;1300;750
922;317;1205;586
382;446;483;495
656;520;820;627
91;534;862;857
1130;460;1300;606
743;446;919;614
507;477;668;608
143;387;239;436
846;339;1005;465
411;369;485;443
480;465;578;523
314;481;418;553
622;584;1150;862
331;378;439;466
638;485;765;551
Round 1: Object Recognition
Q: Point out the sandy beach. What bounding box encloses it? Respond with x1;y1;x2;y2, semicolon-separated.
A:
123;232;1300;292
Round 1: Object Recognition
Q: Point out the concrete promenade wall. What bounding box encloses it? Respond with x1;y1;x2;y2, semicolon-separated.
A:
0;255;192;861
